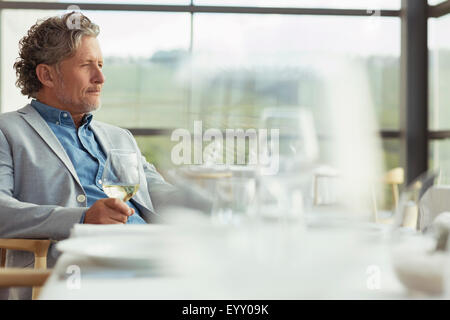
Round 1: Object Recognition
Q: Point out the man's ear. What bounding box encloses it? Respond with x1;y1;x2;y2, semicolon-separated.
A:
35;64;57;88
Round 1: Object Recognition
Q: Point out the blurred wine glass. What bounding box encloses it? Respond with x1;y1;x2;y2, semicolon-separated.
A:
257;107;319;221
211;177;256;226
259;107;319;175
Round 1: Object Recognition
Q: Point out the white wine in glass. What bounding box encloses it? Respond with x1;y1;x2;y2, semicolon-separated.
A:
102;149;140;202
103;184;139;202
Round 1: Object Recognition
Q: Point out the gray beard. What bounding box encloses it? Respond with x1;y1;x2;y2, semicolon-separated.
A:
55;78;101;113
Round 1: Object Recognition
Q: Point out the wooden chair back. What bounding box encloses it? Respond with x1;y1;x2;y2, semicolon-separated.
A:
0;239;52;300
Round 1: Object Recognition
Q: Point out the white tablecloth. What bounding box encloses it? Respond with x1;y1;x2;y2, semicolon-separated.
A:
38;212;417;300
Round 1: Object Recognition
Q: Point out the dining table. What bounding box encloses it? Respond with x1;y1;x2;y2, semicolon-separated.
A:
38;206;442;300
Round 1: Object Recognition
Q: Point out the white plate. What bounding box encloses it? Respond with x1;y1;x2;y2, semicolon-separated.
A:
70;223;169;238
56;235;167;268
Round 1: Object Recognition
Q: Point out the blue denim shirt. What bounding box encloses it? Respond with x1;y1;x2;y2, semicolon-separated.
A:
31;99;146;224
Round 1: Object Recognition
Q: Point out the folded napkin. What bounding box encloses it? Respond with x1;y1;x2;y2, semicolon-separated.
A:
392;237;445;295
432;211;450;229
390;212;450;295
70;223;167;238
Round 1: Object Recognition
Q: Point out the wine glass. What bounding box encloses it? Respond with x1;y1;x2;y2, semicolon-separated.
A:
256;107;319;221
259;107;319;174
102;149;140;202
211;177;256;226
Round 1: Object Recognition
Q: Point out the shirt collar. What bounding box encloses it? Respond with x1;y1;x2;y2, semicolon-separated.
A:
31;99;93;128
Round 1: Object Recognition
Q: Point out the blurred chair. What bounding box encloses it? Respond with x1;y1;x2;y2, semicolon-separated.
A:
0;239;52;300
373;167;404;224
376;168;440;230
384;167;405;210
181;170;232;188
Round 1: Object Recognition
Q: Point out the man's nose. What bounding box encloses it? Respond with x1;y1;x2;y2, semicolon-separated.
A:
93;67;105;84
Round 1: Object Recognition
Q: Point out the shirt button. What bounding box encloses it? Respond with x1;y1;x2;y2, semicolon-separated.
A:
98;179;102;185
77;195;86;203
63;113;68;118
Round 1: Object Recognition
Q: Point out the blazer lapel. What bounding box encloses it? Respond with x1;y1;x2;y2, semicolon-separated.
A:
19;104;82;187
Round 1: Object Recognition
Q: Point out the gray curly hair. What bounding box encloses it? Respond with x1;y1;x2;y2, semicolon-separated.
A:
13;12;100;98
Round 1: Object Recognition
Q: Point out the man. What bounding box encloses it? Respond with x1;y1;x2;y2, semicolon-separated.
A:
0;12;207;300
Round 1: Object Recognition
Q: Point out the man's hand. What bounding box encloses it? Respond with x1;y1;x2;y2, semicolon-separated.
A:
84;198;135;224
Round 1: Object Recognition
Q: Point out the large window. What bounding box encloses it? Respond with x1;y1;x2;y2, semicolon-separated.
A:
190;13;400;169
429;14;450;131
191;13;400;128
88;11;191;129
0;1;404;174
429;13;450;173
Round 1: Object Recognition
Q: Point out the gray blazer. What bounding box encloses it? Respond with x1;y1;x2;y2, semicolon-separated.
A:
0;104;177;299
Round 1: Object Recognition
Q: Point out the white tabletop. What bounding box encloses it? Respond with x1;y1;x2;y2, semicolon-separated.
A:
38;211;421;300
